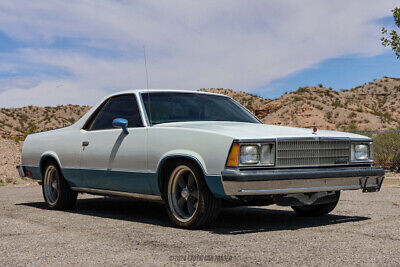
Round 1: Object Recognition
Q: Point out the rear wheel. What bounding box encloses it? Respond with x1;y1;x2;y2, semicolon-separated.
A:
164;161;220;229
42;161;77;209
291;191;340;216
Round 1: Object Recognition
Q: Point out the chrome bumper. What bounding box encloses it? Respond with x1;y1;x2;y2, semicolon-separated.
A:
16;165;25;177
221;166;385;196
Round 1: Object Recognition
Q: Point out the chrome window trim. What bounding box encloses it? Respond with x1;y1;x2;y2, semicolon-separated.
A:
82;93;146;131
229;98;263;124
138;91;262;127
137;92;151;127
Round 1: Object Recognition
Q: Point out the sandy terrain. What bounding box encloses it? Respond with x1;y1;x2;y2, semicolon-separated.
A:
0;186;399;265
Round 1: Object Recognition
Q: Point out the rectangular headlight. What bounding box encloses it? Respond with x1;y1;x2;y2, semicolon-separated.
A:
260;144;275;165
240;145;259;164
351;143;373;161
234;143;275;166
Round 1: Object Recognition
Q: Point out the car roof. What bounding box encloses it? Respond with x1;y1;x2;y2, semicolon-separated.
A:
105;89;230;99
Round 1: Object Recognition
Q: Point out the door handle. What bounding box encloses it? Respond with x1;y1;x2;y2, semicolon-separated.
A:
82;141;89;147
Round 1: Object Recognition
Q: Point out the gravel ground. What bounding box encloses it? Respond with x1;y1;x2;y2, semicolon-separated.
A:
0;139;22;184
0;138;37;186
0;185;399;266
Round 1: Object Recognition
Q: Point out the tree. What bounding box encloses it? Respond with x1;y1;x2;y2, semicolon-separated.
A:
381;7;400;59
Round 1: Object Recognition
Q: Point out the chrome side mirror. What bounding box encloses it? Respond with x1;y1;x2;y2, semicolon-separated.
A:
112;118;129;134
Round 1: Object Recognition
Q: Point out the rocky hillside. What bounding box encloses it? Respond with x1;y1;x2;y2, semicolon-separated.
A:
0;138;29;186
0;105;91;141
0;77;400;142
204;77;400;132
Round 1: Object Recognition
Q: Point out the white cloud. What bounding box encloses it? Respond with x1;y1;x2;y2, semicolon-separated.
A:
0;0;397;106
0;80;105;107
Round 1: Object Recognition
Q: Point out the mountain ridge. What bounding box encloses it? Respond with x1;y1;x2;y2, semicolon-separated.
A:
1;76;400;141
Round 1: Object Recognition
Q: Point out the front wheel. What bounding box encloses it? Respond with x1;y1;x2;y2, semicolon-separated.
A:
164;161;220;229
42;161;77;210
291;191;340;216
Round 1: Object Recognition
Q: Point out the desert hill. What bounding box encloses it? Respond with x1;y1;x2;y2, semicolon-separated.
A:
0;77;399;142
1;76;400;185
0;105;91;141
203;77;400;132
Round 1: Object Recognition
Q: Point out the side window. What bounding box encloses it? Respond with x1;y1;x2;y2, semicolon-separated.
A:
87;94;143;131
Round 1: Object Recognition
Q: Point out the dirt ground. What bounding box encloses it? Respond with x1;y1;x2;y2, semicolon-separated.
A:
0;186;399;266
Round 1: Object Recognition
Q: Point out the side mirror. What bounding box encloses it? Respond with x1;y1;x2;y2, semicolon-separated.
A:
112;118;129;134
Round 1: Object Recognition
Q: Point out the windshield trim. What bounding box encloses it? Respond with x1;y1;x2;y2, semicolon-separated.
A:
139;91;262;126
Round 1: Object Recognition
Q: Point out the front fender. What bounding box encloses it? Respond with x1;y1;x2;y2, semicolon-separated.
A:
156;150;228;199
157;150;208;175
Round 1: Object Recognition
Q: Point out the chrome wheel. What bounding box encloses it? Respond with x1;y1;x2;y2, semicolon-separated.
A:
168;165;199;222
43;165;60;205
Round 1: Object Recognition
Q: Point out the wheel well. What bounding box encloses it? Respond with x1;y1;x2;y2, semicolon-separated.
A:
158;156;206;195
40;156;59;178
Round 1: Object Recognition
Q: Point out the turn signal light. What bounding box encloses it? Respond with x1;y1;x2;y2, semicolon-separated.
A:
226;143;239;167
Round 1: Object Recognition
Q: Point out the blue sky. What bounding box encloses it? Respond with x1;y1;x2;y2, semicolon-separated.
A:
0;1;399;106
261;15;400;99
263;52;400;99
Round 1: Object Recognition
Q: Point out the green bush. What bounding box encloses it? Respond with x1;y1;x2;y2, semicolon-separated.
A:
373;131;400;171
296;87;308;93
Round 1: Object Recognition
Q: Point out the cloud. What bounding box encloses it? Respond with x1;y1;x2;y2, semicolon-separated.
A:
0;80;105;107
0;0;397;106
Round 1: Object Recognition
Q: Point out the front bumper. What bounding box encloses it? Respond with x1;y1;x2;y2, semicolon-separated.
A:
221;166;385;196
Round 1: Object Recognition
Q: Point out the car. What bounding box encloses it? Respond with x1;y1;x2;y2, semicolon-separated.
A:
17;90;385;228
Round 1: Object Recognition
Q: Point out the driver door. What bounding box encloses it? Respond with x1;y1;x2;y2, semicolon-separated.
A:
80;94;152;194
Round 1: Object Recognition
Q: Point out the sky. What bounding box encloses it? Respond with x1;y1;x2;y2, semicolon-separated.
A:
0;0;399;107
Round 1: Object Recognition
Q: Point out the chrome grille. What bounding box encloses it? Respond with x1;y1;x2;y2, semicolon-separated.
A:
276;139;350;167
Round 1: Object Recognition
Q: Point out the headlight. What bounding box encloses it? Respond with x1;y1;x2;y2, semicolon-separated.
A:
240;145;259;164
351;143;373;161
260;144;275;165
227;143;275;166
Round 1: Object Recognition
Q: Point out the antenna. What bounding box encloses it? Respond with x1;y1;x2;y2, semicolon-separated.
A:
143;46;150;90
143;46;152;126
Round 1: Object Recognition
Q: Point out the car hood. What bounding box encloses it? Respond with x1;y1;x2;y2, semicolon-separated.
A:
154;121;370;140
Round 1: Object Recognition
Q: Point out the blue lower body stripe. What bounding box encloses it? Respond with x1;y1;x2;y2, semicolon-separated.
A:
19;165;228;199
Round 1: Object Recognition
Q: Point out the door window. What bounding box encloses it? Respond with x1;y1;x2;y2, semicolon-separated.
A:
86;94;143;130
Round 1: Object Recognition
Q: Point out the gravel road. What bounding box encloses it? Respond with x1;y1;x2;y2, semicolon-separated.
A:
0;185;399;266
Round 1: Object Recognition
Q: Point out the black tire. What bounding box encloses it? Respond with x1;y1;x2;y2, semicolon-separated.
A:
42;160;77;210
291;191;340;216
163;160;220;229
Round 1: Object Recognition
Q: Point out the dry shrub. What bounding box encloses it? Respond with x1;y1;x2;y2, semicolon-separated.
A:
373;131;400;171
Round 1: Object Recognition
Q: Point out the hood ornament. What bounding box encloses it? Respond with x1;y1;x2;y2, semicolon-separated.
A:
312;127;318;135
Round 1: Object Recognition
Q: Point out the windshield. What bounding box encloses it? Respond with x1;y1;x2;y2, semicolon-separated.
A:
142;92;260;125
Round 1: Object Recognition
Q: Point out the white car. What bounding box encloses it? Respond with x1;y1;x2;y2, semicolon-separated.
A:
17;90;385;228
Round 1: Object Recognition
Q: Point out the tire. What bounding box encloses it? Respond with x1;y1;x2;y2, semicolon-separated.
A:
163;160;220;229
291;191;340;216
42;160;78;210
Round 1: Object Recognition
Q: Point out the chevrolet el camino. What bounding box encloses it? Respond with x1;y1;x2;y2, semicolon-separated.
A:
17;90;385;228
